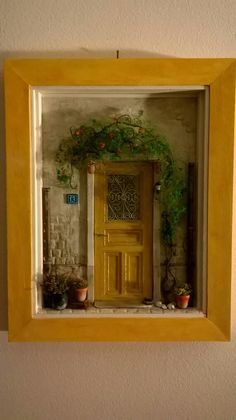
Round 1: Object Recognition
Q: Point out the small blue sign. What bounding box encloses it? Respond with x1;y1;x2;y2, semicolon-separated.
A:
66;194;79;205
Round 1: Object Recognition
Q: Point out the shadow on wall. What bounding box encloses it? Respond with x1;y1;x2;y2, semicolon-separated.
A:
0;48;174;61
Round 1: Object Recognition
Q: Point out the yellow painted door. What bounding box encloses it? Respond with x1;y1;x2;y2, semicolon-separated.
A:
94;162;153;302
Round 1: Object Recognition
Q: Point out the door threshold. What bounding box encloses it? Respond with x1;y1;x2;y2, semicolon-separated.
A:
94;301;151;309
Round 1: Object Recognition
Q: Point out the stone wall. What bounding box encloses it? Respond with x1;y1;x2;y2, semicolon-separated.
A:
49;215;80;266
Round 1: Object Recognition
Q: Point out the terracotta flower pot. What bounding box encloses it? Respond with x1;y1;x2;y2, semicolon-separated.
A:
175;294;190;309
75;287;88;302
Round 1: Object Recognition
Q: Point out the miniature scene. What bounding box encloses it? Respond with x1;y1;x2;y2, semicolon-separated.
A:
39;90;204;314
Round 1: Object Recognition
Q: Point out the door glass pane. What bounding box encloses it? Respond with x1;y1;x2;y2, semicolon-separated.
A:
107;174;140;220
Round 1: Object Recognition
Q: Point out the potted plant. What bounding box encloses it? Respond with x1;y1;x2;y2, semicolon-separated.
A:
174;283;192;309
72;277;88;302
43;267;70;310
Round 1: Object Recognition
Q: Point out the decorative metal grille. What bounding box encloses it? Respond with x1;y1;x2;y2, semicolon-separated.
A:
107;174;140;220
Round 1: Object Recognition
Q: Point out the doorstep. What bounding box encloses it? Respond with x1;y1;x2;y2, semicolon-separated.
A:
94;300;151;309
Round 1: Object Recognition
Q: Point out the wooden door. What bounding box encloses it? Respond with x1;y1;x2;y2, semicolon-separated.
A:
94;162;153;303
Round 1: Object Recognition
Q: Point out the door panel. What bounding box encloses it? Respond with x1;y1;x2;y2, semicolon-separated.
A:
125;252;142;294
95;162;153;302
106;230;142;246
104;252;122;296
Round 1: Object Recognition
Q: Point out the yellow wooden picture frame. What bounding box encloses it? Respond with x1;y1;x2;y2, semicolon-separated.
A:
5;58;235;341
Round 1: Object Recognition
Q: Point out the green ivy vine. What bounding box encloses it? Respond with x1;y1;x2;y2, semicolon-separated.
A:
56;112;186;287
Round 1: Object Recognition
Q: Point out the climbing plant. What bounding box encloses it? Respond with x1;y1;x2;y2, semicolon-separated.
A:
56;112;173;181
56;112;186;294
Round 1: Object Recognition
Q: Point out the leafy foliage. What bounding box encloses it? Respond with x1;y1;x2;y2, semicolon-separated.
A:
71;277;88;289
160;165;186;246
43;268;70;295
174;283;192;296
56;112;173;181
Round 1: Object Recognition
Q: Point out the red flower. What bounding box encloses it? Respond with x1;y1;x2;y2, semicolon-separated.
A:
99;142;106;149
138;127;144;134
75;129;81;136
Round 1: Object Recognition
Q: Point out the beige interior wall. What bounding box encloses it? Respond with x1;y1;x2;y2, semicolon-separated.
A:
0;1;235;419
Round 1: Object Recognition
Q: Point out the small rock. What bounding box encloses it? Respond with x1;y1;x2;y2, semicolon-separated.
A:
167;303;175;310
161;304;167;310
154;301;162;308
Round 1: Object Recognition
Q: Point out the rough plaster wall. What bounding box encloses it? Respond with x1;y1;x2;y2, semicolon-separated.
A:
0;1;236;419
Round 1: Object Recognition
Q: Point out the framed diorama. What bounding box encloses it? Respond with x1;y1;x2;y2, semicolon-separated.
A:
5;58;235;341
